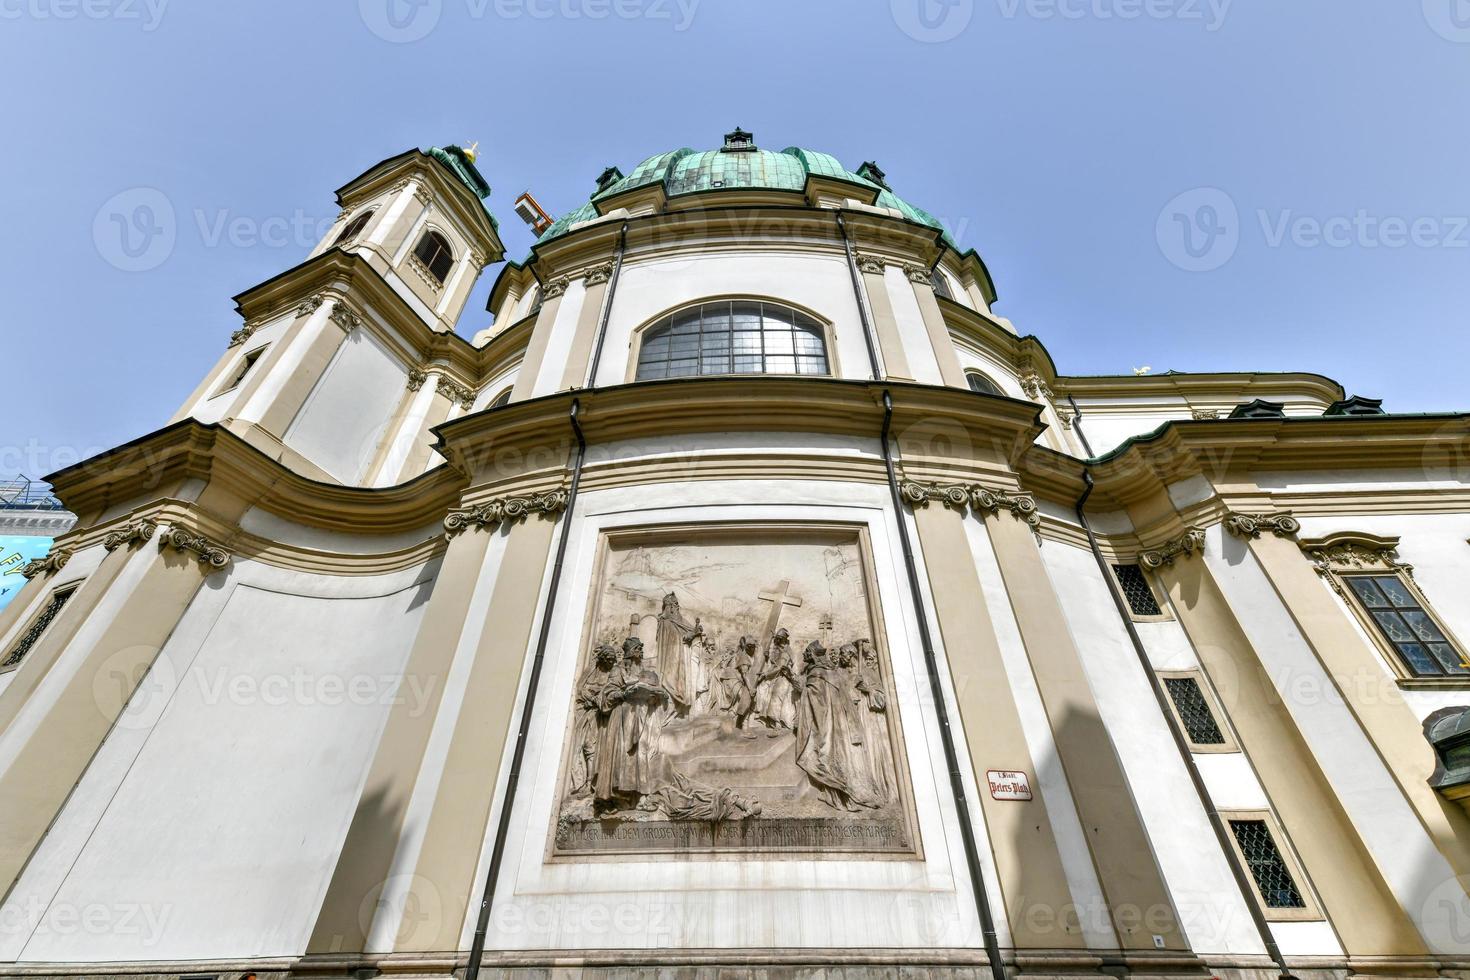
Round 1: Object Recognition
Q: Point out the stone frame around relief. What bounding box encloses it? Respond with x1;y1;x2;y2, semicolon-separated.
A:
545;520;923;862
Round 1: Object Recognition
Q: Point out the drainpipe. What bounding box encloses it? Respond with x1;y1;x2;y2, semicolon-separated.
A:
880;390;1007;980
1066;394;1094;458
584;219;629;391
465;398;588;980
837;211;883;381
1073;470;1295;980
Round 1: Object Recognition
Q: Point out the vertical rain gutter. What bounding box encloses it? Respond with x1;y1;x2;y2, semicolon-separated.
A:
1073;470;1295;980
584;219;629;390
465;399;587;980
879;389;1007;980
837;211;884;381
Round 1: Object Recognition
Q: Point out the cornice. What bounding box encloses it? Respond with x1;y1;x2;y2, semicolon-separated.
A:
1055;371;1345;406
332;148;504;261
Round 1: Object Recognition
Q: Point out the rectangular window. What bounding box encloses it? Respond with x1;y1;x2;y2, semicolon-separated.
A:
1162;674;1229;748
1228;818;1306;910
215;345;267;396
1344;574;1468;678
1;584;77;671
1112;563;1163;618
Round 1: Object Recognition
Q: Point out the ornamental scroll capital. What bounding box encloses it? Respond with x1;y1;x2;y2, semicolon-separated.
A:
855;255;886;276
1019;373;1054;401
444;488;570;539
1223;512;1301;539
104;519;158;552
582;263;614;286
406;368;429;392
227;323;256;348
159;526;231;572
20;549;72;580
902;263;932;284
295;294;326;318
328;301;364;332
542;277;570;299
897;480;1041;530
1140;527;1207;569
436;376;476;410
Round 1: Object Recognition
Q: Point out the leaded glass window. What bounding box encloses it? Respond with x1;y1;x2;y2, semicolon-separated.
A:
1344;574;1468;677
636;301;829;381
966;372;1001;396
1113;563;1162;617
1163;676;1226;746
1228;819;1306;909
2;585;76;670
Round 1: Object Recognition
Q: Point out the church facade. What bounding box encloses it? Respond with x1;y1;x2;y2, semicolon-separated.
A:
1;132;1469;979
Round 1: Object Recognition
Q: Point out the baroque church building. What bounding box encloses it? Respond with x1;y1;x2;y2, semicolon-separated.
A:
2;132;1469;979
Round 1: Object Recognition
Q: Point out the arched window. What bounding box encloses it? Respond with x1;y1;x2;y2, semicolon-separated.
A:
334;209;375;246
489;388;512;408
929;270;954;302
636;300;829;381
412;231;454;285
966;371;1002;396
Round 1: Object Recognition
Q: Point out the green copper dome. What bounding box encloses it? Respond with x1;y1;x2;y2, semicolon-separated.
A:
536;130;957;249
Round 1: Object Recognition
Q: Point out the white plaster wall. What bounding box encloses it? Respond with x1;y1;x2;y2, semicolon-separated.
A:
883;265;943;385
284;327;408;484
591;251;870;389
1202;525;1470;954
1039;540;1263;955
531;280;587;396
470;365;520;412
0;561;433;962
456;479;998;953
187;311;295;425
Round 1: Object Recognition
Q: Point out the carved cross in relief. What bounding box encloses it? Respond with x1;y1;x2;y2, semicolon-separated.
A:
757;580;804;649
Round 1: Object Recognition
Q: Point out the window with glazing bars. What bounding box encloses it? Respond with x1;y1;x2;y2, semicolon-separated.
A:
1163;676;1226;746
1228;819;1306;909
1344;574;1468;677
635;301;829;381
1112;563;1162;617
1;585;76;670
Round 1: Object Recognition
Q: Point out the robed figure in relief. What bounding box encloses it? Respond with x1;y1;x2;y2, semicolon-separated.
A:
654;592;699;711
594;637;670;811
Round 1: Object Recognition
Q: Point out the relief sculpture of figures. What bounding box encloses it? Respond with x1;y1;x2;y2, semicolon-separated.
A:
554;530;917;857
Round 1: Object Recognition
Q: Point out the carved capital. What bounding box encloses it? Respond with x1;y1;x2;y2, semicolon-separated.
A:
855;255;885;276
1019;373;1054;401
1140;527;1207;569
20;549;72;580
542;276;570;299
1223;512;1301;539
444;488;570;538
898;480;1040;529
903;263;932;284
296;295;325;318
1057;410;1075;430
582;262;614;286
159;527;231;572
227;323;256;348
1191;409;1220;420
1300;532;1413;595
104;519;158;552
406;368;429;391
329;301;363;332
436;376;476;410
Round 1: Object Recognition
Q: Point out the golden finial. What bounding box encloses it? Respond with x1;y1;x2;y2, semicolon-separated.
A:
463;141;480;163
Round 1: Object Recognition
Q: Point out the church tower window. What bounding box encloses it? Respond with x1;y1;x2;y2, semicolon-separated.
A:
636;301;829;381
333;208;375;246
412;230;455;285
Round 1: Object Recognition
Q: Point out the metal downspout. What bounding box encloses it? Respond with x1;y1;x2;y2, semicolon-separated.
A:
584;219;629;390
879;389;1007;980
837;211;883;381
465;399;588;980
1073;470;1295;980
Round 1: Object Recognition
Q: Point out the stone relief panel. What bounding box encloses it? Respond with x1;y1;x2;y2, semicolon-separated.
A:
550;524;920;859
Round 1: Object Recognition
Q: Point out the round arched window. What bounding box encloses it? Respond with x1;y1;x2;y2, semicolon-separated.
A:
334;209;375;246
966;371;1002;396
636;301;829;381
412;231;455;285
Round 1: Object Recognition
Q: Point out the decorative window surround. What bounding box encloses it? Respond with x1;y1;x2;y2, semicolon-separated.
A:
443;488;570;538
897;480;1040;530
1301;531;1414;592
1219;810;1322;922
1;583;78;672
1159;670;1237;753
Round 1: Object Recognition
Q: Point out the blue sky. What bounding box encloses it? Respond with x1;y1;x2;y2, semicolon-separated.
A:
3;0;1468;479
